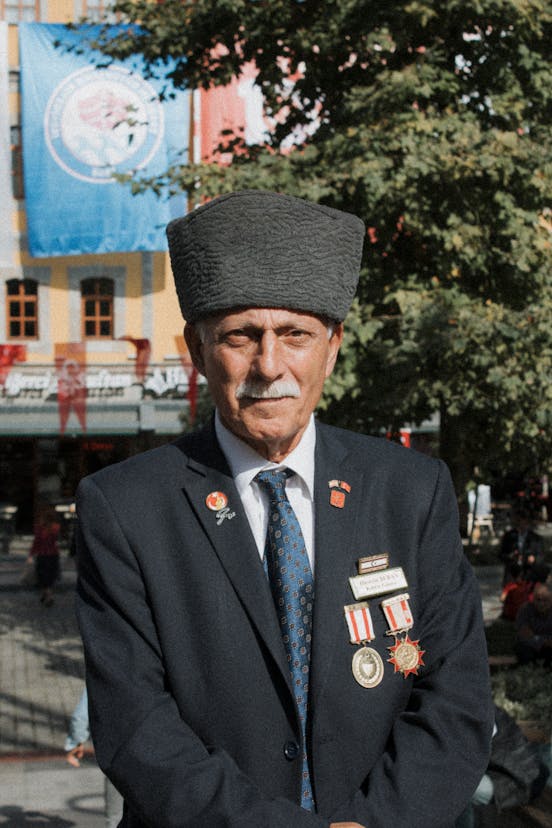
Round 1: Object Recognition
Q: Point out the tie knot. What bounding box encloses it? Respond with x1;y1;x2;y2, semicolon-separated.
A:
255;469;290;501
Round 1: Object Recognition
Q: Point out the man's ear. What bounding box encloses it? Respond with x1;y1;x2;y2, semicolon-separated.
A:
184;324;206;376
325;322;344;378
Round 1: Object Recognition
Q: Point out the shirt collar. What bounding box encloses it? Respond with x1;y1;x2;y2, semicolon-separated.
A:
214;410;316;499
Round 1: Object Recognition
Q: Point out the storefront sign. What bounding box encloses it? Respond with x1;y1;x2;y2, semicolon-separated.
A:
1;365;193;401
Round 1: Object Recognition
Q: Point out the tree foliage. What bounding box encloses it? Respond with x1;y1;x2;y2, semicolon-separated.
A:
90;0;552;500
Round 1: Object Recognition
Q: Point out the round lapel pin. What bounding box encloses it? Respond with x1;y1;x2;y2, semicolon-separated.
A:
205;491;228;511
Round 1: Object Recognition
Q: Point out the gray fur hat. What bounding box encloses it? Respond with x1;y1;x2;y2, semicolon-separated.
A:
166;190;365;323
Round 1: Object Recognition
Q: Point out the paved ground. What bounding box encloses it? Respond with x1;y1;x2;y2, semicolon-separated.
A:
0;546;84;756
0;542;107;826
0;537;550;826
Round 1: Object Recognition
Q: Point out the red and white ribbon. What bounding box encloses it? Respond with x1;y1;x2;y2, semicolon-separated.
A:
344;602;375;644
381;593;413;633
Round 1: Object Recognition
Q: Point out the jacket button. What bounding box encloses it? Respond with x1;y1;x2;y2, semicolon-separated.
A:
283;740;300;760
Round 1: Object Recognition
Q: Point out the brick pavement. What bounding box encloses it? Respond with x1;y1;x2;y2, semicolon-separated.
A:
0;551;85;757
0;548;106;826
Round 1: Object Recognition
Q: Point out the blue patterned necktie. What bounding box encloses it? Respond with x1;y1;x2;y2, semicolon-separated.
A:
255;469;314;811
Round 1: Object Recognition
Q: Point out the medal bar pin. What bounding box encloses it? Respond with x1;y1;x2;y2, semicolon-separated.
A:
381;592;414;636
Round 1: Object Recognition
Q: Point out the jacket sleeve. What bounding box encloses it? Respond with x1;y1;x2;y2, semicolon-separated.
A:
76;475;328;828
328;460;494;828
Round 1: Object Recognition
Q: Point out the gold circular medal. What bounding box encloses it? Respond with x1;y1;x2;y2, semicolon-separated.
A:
352;647;384;688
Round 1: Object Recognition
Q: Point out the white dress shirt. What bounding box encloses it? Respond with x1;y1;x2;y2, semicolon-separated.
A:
215;411;316;572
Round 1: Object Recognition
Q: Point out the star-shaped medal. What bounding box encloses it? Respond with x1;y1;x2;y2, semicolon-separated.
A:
387;634;425;678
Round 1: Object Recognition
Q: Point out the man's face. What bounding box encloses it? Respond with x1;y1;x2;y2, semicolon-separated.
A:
185;308;343;461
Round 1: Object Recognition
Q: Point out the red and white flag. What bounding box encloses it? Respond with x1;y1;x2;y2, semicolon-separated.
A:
199;59;266;164
0;344;26;385
55;342;87;434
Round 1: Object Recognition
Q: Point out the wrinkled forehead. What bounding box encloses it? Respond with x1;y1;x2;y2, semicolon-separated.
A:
196;307;334;335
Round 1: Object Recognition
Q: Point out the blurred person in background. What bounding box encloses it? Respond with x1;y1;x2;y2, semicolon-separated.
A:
27;503;60;607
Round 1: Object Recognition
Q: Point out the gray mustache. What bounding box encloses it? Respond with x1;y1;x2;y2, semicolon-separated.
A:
235;380;301;400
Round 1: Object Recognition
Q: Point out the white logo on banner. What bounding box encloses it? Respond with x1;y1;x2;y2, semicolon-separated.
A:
44;65;164;183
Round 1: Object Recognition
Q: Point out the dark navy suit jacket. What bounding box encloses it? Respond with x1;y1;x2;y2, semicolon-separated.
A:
76;420;493;827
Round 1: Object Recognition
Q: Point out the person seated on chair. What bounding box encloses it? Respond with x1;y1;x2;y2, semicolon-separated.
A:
500;562;533;622
499;503;544;585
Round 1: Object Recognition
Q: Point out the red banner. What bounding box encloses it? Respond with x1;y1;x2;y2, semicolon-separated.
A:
0;345;27;385
119;336;151;383
55;342;87;435
199;61;263;163
175;335;199;426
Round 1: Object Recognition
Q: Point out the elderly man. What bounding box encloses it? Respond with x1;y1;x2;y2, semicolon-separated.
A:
76;191;493;828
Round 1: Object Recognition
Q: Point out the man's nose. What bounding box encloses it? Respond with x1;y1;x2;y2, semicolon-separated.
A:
251;333;284;380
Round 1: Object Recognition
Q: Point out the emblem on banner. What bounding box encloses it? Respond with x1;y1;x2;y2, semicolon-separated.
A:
387;634;425;678
44;66;164;184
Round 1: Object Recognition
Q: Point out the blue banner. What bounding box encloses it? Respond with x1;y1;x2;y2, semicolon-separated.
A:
19;24;189;257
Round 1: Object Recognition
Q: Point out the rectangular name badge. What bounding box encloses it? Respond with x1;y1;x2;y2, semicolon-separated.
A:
349;567;408;600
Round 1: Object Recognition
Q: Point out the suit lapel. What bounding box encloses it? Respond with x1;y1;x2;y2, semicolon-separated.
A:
310;424;367;707
177;424;293;694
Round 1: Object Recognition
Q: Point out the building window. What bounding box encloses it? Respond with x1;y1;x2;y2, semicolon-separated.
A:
83;0;114;20
11;126;24;200
1;0;39;22
6;278;38;339
81;278;114;338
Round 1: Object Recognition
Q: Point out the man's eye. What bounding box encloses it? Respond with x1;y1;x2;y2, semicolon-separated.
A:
222;330;250;345
286;330;309;341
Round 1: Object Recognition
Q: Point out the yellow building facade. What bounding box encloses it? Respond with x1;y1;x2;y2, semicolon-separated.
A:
1;4;194;532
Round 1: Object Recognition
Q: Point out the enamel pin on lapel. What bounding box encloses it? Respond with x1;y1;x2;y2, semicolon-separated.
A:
205;491;236;526
328;479;351;508
357;553;389;575
205;491;228;511
344;602;384;688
